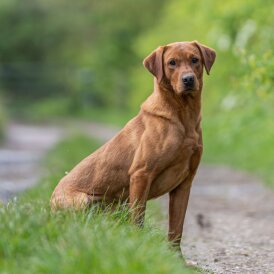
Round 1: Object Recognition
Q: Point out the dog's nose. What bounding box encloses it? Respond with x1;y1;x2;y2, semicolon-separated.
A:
182;74;194;88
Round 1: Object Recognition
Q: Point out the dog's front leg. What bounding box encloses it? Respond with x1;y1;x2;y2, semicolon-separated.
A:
128;127;175;227
168;180;192;251
129;170;152;227
169;144;202;251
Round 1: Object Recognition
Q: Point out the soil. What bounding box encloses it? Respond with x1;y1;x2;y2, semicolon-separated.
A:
0;122;63;202
180;165;274;273
0;122;273;273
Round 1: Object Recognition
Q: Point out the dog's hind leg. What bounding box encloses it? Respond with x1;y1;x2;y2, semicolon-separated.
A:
50;189;91;210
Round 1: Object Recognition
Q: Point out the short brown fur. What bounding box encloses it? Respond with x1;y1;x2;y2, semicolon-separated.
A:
51;41;216;250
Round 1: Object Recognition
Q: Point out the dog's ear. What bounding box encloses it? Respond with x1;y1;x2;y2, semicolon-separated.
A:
143;46;165;83
194;41;216;75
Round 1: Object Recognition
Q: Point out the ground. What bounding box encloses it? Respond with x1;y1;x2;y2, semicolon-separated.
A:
170;165;274;273
0;122;273;273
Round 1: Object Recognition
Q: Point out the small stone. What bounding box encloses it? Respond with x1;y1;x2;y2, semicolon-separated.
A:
185;260;198;267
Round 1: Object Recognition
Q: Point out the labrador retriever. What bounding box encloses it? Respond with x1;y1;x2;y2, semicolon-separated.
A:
50;41;216;249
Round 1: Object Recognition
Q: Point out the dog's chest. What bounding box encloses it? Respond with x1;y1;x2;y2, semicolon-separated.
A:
181;131;200;153
148;130;201;199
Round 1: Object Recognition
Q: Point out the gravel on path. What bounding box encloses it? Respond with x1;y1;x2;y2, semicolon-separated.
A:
179;165;274;273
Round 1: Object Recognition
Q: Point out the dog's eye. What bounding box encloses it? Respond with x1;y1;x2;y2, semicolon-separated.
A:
169;60;176;66
192;57;199;64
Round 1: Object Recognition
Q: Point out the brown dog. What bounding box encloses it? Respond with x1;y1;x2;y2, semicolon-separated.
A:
51;41;216;249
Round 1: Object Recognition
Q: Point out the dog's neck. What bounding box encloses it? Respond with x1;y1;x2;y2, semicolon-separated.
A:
141;78;202;129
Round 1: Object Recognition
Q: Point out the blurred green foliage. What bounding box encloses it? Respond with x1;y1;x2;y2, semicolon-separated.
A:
129;0;274;111
0;0;274;184
0;0;273;113
0;98;6;140
0;0;164;113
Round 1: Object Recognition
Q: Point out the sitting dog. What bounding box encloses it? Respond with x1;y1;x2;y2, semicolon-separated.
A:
51;41;216;249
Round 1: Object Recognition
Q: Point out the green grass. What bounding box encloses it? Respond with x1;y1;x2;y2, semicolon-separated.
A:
0;135;195;274
10;98;133;127
0;98;6;141
202;106;274;187
74;106;134;127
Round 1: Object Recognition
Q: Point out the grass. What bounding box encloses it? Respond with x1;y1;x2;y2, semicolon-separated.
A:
0;98;6;141
10;98;133;127
0;135;195;274
202;104;274;188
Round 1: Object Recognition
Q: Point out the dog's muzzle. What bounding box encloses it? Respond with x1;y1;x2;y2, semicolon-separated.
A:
182;74;195;89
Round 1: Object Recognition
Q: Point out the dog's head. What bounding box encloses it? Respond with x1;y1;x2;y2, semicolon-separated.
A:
143;41;216;96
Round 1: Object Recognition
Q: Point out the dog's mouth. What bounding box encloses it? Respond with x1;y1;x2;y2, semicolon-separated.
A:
183;88;194;92
174;83;198;96
181;88;196;95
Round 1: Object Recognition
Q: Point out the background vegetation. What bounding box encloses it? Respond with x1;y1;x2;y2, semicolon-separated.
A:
0;0;164;117
0;1;273;183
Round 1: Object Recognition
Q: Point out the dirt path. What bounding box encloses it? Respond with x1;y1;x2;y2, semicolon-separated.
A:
180;165;274;273
0;123;63;203
0;121;117;203
0;122;273;273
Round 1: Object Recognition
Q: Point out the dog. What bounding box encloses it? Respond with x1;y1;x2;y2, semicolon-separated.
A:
51;41;216;249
